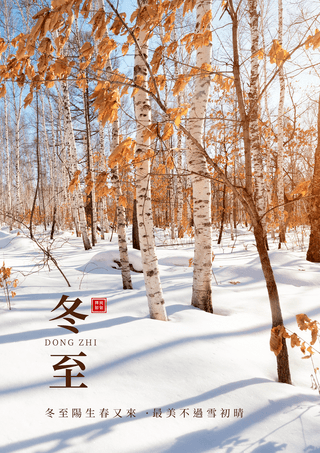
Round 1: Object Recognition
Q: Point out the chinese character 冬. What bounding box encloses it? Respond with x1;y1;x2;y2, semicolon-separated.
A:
45;408;54;418
50;295;88;334
50;352;88;388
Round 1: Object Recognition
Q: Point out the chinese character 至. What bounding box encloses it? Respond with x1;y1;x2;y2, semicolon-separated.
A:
50;352;87;388
59;408;68;418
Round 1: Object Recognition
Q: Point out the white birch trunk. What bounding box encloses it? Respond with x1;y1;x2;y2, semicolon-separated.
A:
83;85;97;246
4;93;12;225
110;118;133;289
98;122;110;236
61;81;91;249
134;6;167;320
176;130;183;237
249;0;265;223
277;0;286;246
187;0;213;313
12;84;23;216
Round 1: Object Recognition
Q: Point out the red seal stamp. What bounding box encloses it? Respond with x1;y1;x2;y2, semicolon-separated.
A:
91;298;107;313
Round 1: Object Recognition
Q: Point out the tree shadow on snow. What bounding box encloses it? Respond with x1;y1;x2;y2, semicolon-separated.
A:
1;380;319;453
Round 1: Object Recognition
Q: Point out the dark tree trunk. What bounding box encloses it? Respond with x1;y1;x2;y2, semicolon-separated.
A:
253;219;291;384
132;198;140;250
50;206;57;240
217;183;226;244
307;97;320;262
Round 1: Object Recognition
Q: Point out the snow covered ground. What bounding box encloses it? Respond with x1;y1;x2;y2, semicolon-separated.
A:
0;225;320;453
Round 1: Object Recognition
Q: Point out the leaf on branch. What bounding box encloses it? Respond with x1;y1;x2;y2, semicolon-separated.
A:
290;180;311;197
119;195;127;207
97;37;117;61
84;172;94;195
162;123;174;141
290;332;301;348
183;0;196;16
110;13;127;35
252;48;264;60
163;11;175;33
200;10;212;31
76;73;87;91
167;40;178;57
38;37;54;55
0;84;6;98
167;103;190;126
108;137;136;168
68;170;81;193
23;91;33;108
80;0;93;19
166;155;174;170
172;73;191;96
200;63;213;78
296;313;311;331
142;123;159;142
122;42;129;56
80;41;94;60
151;45;165;74
213;73;234;92
305;29;320;50
268;39;290;66
270;325;290;356
310;321;318;345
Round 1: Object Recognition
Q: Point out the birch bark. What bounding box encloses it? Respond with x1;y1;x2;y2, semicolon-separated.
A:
110;118;133;289
187;0;213;313
249;0;265;222
133;3;167;320
61;80;92;250
306;97;320;262
277;0;286;246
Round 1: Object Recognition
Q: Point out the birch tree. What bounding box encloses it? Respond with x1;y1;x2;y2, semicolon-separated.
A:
132;0;167;321
187;0;213;313
277;0;286;247
306;97;320;262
